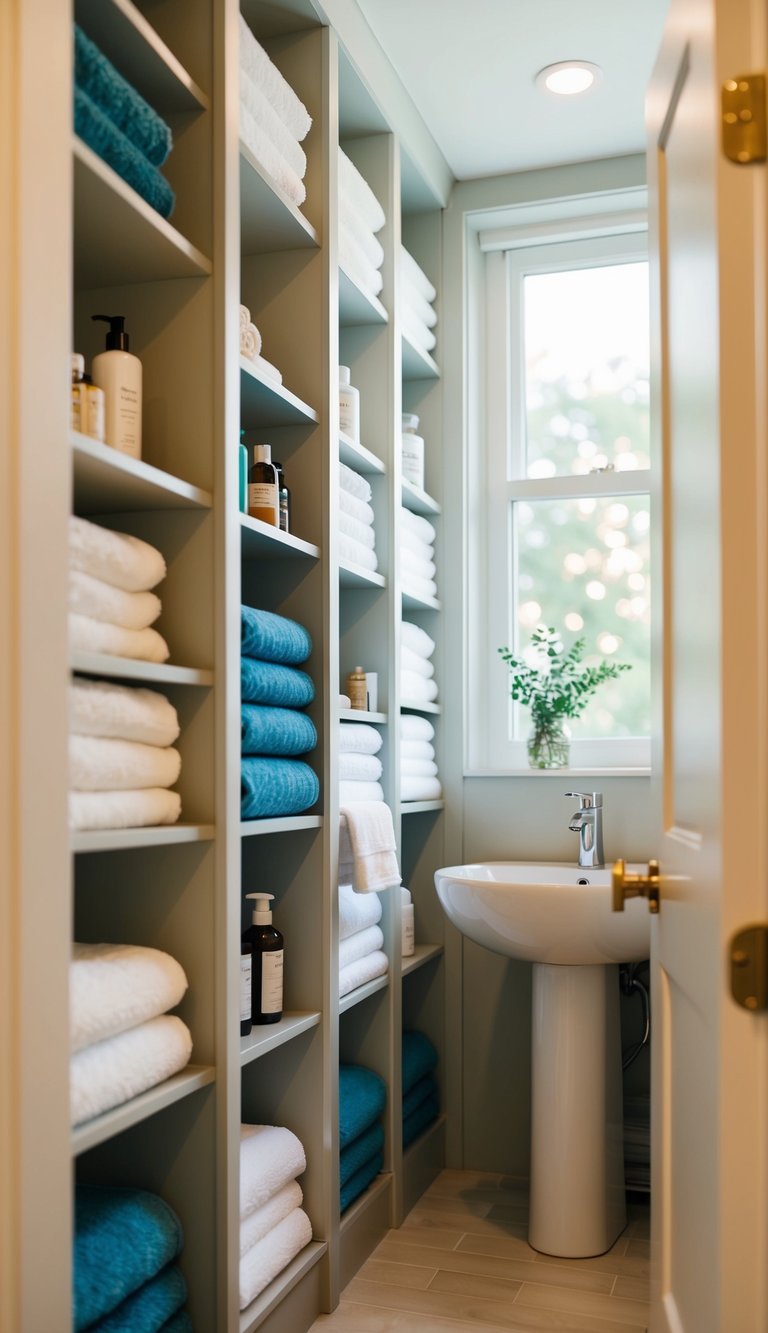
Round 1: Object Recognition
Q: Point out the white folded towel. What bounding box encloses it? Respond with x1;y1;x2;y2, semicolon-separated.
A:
400;713;435;741
339;227;385;299
240;322;262;361
240;104;306;207
252;354;283;385
70;678;180;748
339;461;371;503
401;245;437;303
401;757;438;778
339;924;385;972
400;525;435;563
339;882;383;939
69;735;181;792
339;694;352;709
70;1014;192;1126
401;644;435;679
400;739;435;762
70;943;188;1053
339;487;375;527
400;670;438;703
339;752;382;783
240;1180;303;1258
401;280;437;330
402;571;438;603
400;621;436;659
402;309;437;354
240;1124;307;1217
69;569;161;631
401;508;437;545
400;543;437;582
238;15;312;141
69;787;182;832
338;723;382;756
339;779;384;804
69;613;170;664
240;65;307;179
339;149;385;233
239;1207;312;1311
339;509;376;550
339;802;401;893
340;196;385;269
70;515;166;593
401;775;443;803
339;949;388;998
338;532;379;573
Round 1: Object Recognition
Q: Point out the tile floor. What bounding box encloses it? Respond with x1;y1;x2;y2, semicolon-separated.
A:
311;1170;650;1332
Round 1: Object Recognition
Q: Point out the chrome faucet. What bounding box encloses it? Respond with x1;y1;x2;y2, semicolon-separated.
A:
566;791;604;868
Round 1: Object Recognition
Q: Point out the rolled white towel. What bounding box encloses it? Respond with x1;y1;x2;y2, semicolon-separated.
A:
400;739;435;762
70;678;180;748
69;569;161;631
401;508;437;545
238;15;312;141
339;693;352;709
401;775;443;803
339;882;383;939
400;670;438;703
400;620;436;660
339;924;385;972
400;543;437;582
401;245;437;303
69;613;170;664
339;487;374;527
70;943;188;1053
339;949;388;998
70;1014;192;1126
401;757;438;778
339;779;384;804
339;510;376;551
339;461;371;504
402;308;437;354
338;532;378;573
338;723;382;756
240;322;263;361
339;752;382;783
400;524;435;563
401;644;435;680
240;103;306;207
399;713;435;742
240;1124;307;1218
69;787;181;832
339;149;385;233
402;571;438;603
339;224;384;298
239;1207;313;1312
69;735;181;792
401;280;437;330
69;515;166;593
240;304;251;328
240;1180;303;1258
240;65;307;179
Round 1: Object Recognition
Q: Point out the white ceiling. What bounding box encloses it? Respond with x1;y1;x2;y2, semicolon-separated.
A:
356;0;670;180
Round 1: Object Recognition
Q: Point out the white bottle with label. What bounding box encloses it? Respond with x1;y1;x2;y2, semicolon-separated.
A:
401;413;425;491
244;893;284;1025
401;885;415;956
91;314;142;458
339;365;360;443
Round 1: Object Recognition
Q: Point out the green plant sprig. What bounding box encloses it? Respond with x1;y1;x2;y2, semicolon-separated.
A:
498;624;631;728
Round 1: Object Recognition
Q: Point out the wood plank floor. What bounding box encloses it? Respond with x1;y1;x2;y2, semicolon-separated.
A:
312;1170;650;1332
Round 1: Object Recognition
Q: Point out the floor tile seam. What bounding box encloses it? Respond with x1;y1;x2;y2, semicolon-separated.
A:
515;1277;651;1315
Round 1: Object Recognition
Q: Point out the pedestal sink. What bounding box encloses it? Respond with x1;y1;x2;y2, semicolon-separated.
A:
434;862;650;1258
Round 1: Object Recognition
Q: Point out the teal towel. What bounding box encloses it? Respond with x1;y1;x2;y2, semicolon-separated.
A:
402;1029;438;1094
340;1150;383;1213
403;1094;439;1149
241;657;314;708
339;1065;387;1148
74;87;175;219
74;25;172;166
403;1075;438;1122
241;757;319;819
73;1186;183;1331
339;1122;384;1189
241;605;312;665
87;1265;186;1332
241;704;317;757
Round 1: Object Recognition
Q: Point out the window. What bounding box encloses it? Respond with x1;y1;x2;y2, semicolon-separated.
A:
469;224;651;772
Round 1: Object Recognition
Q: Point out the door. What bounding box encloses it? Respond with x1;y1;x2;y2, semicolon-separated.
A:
648;0;768;1328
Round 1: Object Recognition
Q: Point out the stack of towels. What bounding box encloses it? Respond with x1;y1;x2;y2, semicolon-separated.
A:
339;149;386;303
338;882;387;998
400;246;437;357
74;1185;191;1333
339;1064;387;1212
339;462;379;573
239;14;312;208
400;712;442;803
240;302;283;385
70;943;191;1127
400;618;439;710
402;1030;440;1148
239;1124;312;1311
401;508;438;605
70;677;182;832
70;516;169;664
339;719;383;805
73;25;175;219
241;606;319;819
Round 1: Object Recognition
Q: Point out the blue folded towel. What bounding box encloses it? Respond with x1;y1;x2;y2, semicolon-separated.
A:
241;605;312;664
403;1074;438;1122
158;1315;193;1333
339;1065;387;1148
403;1094;440;1149
241;657;315;708
340;1150;383;1213
241;757;319;819
74;87;175;220
339;1121;385;1189
74;25;172;166
73;1186;183;1332
241;704;317;757
402;1029;438;1094
87;1265;187;1333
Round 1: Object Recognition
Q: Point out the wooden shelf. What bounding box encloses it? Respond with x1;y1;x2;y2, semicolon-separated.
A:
73;138;212;287
339;266;388;326
339;709;387;725
72;824;215;853
402;944;444;977
71;431;212;514
241;1012;322;1067
70;651;213;687
339;973;389;1014
240;140;318;254
239;1242;327;1333
71;1065;215;1156
241;815;323;837
74;0;209;113
402;332;440;381
339;432;386;475
400;800;445;815
240;514;320;561
339;561;386;590
240;358;318;428
402;586;441;611
400;700;441;716
401;477;441;516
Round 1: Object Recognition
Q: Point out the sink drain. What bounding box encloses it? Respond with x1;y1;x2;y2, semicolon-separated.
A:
577;877;590;885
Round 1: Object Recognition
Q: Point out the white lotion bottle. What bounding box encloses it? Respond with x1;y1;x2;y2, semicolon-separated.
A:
339;365;360;443
92;314;142;458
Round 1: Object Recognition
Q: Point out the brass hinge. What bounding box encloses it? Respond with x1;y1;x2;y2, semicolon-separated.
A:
730;925;768;1011
722;74;766;164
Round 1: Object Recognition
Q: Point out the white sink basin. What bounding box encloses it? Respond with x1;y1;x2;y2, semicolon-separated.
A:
434;861;650;965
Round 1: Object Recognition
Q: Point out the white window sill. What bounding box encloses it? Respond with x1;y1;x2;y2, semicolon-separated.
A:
464;768;651;779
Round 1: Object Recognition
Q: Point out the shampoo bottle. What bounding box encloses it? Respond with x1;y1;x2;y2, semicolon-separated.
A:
243;893;283;1025
92;314;142;458
248;444;280;526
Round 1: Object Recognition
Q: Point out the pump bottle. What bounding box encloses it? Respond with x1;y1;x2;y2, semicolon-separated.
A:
92;314;142;458
243;893;284;1024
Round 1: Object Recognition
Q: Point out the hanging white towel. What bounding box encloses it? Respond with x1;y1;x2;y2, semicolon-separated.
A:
240;1180;303;1258
238;15;312;141
338;723;382;756
240;1124;307;1217
69;787;182;832
338;882;383;939
339;461;371;503
338;924;385;972
400;620;436;660
338;801;401;892
338;752;382;783
69;569;161;631
339;779;384;804
70;678;180;748
399;713;435;742
69;515;166;593
70;943;188;1053
339;949;388;998
69;735;181;792
239;1208;313;1311
70;1014;192;1126
401;644;435;680
69;613;170;664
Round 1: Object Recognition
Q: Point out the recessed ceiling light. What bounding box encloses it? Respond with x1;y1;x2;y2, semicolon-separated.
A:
536;61;602;96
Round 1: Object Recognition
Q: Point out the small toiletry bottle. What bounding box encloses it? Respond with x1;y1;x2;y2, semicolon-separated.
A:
243;893;284;1025
339;366;360;443
401;413;425;490
92;315;142;458
82;375;105;443
240;944;252;1037
248;444;280;526
71;354;85;432
273;460;291;533
401;889;415;957
239;431;248;514
346;666;367;710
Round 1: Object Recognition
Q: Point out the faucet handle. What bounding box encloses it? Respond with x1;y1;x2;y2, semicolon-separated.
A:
565;791;603;809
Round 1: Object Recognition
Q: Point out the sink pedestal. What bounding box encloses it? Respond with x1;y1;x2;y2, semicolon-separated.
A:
529;962;626;1257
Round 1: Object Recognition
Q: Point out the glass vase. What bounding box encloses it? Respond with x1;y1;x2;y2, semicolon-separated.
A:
527;718;571;770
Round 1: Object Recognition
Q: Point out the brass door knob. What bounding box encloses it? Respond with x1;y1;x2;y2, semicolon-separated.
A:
612;858;660;914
